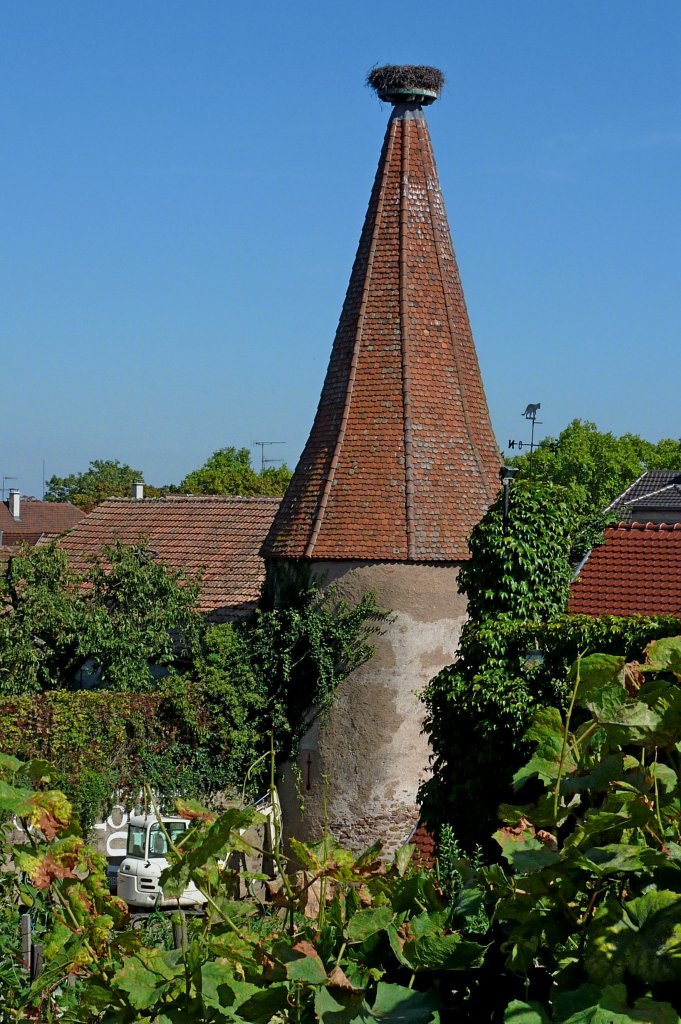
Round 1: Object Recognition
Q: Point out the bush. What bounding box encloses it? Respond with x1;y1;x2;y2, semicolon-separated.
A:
0;587;382;829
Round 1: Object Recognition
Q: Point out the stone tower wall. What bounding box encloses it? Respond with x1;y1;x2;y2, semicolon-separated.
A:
277;560;466;855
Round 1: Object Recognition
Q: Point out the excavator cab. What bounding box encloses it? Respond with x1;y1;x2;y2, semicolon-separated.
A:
116;815;206;909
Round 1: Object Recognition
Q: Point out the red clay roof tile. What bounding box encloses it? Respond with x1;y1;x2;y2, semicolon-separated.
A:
262;98;500;562
409;822;437;870
58;496;279;622
569;522;681;617
0;498;84;544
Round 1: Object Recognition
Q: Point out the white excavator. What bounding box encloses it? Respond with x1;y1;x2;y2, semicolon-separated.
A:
116;793;281;911
116;814;206;910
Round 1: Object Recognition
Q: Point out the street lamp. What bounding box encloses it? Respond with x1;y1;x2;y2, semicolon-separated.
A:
499;465;519;534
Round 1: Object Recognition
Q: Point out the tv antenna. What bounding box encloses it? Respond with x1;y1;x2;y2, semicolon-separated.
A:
253;441;286;494
2;476;17;500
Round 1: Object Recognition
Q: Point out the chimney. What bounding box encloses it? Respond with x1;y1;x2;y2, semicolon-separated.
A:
132;481;144;501
9;489;20;520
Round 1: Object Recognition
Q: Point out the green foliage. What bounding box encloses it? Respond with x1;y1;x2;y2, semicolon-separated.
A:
0;756;487;1021
0;540;202;694
509;419;681;521
3;634;681;1021
233;590;383;762
0;581;381;829
459;481;575;624
420;483;576;849
420;473;681;851
42;446;294;511
0;689;217;832
178;446;292;497
486;635;681;1020
420;614;681;850
43;458;160;510
189;589;383;790
6;635;681;1020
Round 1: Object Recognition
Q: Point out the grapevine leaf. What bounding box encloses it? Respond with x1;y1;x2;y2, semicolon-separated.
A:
400;932;486;971
504;1000;551;1024
644;636;681;677
236;984;291;1023
494;828;561;873
346;906;394;942
112;949;184;1010
370;982;440;1022
314;986;370;1023
585;891;681;986
513;708;571;789
571;655;625;697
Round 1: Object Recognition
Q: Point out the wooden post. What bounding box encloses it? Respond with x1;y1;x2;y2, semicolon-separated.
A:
20;913;31;971
30;942;43;981
172;912;187;950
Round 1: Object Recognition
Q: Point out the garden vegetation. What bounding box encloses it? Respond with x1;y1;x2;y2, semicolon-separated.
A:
2;635;681;1020
0;541;380;830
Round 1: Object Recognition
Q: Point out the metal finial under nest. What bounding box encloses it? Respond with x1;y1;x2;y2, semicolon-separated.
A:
366;65;445;106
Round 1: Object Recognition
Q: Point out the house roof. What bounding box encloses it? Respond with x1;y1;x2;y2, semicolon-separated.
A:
57;496;280;622
262;75;500;562
607;471;681;520
569;522;681;617
625;484;681;513
408;822;437;870
0;497;85;546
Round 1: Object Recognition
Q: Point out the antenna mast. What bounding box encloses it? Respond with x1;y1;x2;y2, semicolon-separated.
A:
253;441;286;494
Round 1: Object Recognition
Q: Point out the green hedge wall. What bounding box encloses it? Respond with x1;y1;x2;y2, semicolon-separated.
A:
0;684;226;833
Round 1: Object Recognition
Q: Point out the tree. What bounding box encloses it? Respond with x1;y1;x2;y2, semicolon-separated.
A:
0;554;381;822
178;447;292;497
0;540;202;694
509;419;681;519
191;589;381;788
458;481;576;624
44;459;158;511
419;482;577;849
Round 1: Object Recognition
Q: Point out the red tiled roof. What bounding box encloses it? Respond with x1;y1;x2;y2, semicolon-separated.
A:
57;496;279;622
263;91;500;562
408;822;437;870
0;498;84;545
569;522;681;617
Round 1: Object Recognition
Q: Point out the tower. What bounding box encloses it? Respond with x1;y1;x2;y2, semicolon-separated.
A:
262;66;501;852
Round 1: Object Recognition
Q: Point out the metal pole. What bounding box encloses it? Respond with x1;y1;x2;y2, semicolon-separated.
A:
502;479;510;534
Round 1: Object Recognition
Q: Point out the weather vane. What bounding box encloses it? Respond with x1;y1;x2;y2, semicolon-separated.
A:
507;403;542;480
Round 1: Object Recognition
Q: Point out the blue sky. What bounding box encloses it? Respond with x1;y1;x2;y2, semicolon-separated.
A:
3;2;681;497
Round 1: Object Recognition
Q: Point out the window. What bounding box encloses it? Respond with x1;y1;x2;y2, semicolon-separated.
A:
126;826;146;858
147;822;187;859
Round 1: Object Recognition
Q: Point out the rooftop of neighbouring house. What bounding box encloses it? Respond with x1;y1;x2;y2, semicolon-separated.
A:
607;470;681;522
57;495;280;622
408;822;437;870
262;66;500;564
0;494;85;547
569;521;681;617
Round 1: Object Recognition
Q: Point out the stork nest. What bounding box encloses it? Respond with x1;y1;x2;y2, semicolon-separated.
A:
366;65;445;99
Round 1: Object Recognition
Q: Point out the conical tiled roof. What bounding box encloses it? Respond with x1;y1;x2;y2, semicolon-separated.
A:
263;71;500;561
